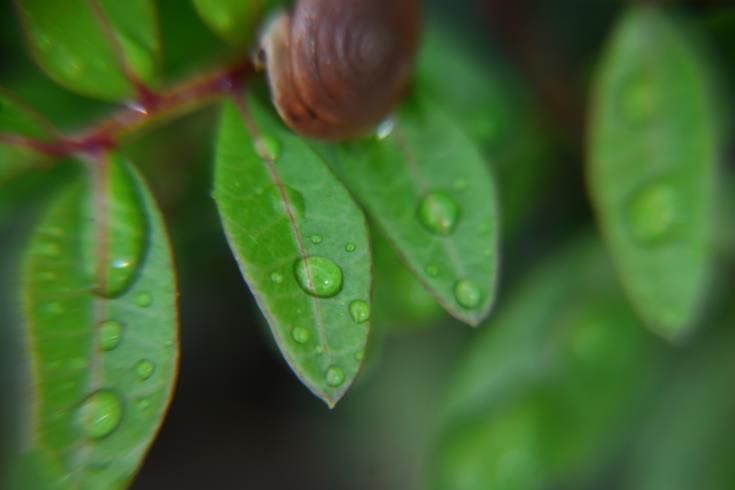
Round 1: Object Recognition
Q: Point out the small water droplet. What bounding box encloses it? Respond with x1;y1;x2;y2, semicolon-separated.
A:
345;243;356;253
376;116;396;140
77;390;123;439
135;359;155;380
269;271;284;284
620;71;658;125
269;185;306;219
425;264;439;278
454;279;483;309
310;234;323;244
349;300;370;324
626;182;677;243
293;256;343;298
325;366;345;387
418;191;460;236
291;327;310;344
256;135;281;160
136;398;150;411
354;351;365;361
98;320;124;351
135;292;153;308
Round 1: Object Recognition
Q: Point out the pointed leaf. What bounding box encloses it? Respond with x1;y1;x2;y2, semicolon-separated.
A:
588;7;718;338
15;157;178;488
191;0;275;46
320;96;499;326
15;0;160;100
213;96;371;407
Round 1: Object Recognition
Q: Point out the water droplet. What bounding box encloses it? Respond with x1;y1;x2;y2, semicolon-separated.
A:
418;191;460;236
349;300;370;324
376;116;396;140
291;327;310;344
269;271;284;284
354;351;365;361
135;292;153;308
256;135;281;161
136;398;150;411
345;243;356;253
135;359;155;380
325;366;345;387
425;264;439;278
77;390;123;439
269;185;305;219
293;256;343;298
454;279;483;309
626;182;677;243
620;72;658;125
310;234;323;244
98;320;124;351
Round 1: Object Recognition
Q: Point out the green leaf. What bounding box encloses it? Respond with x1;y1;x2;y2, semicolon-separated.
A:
0;89;53;184
213;96;371;407
14;156;178;489
191;0;274;46
16;0;160;100
587;6;718;338
319;96;499;326
432;235;660;490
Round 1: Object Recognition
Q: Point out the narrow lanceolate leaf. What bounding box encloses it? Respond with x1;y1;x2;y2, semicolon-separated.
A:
15;0;160;100
0;88;54;184
191;0;273;46
321;96;499;326
588;6;718;338
15;157;178;489
213;96;371;407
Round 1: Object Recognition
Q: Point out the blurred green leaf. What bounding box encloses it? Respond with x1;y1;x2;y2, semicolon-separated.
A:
192;0;275;46
588;6;718;338
320;96;499;326
213;95;371;407
432;234;661;490
15;0;160;100
0;89;53;185
13;157;178;489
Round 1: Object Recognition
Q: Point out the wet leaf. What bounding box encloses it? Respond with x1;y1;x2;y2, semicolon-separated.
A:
213;95;371;407
13;157;178;489
588;6;718;338
16;0;160;100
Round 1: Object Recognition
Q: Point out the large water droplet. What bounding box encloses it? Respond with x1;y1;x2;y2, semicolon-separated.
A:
291;327;310;344
326;366;345;387
626;182;677;243
349;300;370;324
78;390;123;439
418;191;460;236
375;117;395;140
98;320;124;351
293;256;343;298
620;72;658;125
135;359;155;380
135;292;153;308
454;279;483;309
269;185;305;219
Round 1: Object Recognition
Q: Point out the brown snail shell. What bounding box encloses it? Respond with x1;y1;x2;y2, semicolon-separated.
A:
259;0;421;140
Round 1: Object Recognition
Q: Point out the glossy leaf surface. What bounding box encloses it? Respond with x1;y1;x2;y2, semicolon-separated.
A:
191;0;274;45
213;96;371;407
588;7;718;337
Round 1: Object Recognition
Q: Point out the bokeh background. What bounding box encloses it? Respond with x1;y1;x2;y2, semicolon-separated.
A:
2;0;735;488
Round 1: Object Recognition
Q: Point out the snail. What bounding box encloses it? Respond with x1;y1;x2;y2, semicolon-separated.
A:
258;0;421;140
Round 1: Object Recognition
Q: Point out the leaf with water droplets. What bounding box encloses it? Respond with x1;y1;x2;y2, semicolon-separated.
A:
213;95;371;407
588;6;719;338
320;95;499;326
15;0;160;100
191;0;275;45
0;88;54;185
432;235;661;489
12;157;178;488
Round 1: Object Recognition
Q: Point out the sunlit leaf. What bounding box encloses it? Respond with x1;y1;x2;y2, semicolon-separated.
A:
588;6;718;338
15;0;160;100
213;95;371;407
13;156;178;489
319;96;499;326
191;0;276;46
432;235;661;490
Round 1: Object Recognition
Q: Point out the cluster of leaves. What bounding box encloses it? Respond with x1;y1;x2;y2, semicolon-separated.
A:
0;0;732;489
